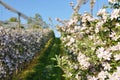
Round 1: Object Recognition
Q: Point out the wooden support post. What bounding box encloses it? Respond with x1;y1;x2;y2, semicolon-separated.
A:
18;13;21;31
90;0;95;16
91;8;93;16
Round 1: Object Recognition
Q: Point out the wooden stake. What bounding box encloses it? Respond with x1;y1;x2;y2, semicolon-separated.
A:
18;13;21;31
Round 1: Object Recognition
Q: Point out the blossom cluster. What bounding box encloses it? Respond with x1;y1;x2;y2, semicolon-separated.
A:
56;0;120;79
108;0;119;4
0;26;54;80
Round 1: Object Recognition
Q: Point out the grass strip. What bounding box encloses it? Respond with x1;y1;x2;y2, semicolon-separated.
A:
13;38;63;80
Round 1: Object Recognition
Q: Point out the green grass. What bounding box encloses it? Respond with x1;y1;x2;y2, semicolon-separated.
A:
14;38;63;80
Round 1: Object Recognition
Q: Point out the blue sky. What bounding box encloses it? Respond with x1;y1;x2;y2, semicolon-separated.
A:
0;0;109;37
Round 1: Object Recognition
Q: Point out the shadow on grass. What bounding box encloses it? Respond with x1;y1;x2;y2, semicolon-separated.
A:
24;38;63;80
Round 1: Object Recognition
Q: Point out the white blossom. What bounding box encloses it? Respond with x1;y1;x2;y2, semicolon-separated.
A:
109;67;120;80
75;73;81;80
108;0;118;4
95;27;99;33
97;9;106;16
102;62;111;71
68;17;78;26
109;31;116;39
116;23;120;27
96;47;112;60
70;37;75;43
110;42;120;51
114;54;120;61
95;21;104;33
97;71;108;80
77;52;90;69
87;75;98;80
111;9;120;20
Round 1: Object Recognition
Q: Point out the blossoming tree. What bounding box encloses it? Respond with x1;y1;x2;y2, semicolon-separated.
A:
56;0;120;80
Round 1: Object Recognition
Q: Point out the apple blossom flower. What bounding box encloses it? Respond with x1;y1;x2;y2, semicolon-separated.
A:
96;47;112;60
102;62;111;71
111;9;120;20
97;71;109;80
75;73;81;80
110;42;120;51
82;13;94;22
68;16;78;26
97;8;106;16
108;0;118;4
116;23;120;27
114;54;120;61
77;52;90;69
95;21;104;33
87;75;98;80
117;67;120;71
109;31;116;38
109;67;120;80
95;27;99;33
70;37;75;43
